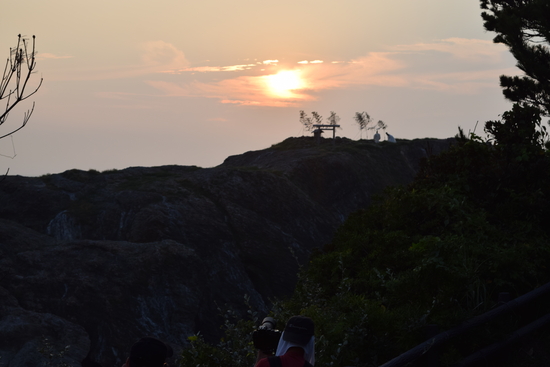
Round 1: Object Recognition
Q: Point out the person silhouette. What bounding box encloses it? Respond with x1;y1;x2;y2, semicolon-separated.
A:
374;130;381;143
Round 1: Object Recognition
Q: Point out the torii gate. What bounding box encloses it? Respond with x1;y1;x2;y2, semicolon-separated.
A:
312;124;340;140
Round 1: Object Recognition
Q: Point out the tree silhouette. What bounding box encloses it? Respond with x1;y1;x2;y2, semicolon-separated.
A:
1;35;42;141
299;110;313;132
354;112;376;139
354;112;389;140
375;120;387;132
354;112;366;139
311;111;323;125
0;35;42;174
480;0;550;152
327;111;340;127
481;0;550;115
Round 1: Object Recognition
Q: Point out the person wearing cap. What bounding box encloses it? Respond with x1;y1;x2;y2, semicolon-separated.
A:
122;337;173;367
254;316;315;367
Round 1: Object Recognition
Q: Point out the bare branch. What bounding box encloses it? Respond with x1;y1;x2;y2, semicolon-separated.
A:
0;35;41;172
0;35;41;128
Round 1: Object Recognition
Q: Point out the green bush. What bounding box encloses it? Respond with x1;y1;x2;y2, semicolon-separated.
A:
180;299;258;367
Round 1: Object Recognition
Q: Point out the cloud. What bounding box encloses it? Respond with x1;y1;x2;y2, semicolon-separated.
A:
143;37;515;107
144;52;406;107
295;38;515;95
378;38;518;94
398;67;519;94
297;60;324;64
44;41;191;81
141;40;190;73
180;64;257;73
390;38;508;63
36;53;73;60
147;72;314;107
301;53;406;90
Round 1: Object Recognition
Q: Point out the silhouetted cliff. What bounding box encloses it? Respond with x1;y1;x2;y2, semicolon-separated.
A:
0;137;453;367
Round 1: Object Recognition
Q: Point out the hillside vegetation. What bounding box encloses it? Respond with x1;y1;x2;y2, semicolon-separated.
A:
285;133;550;366
181;131;550;367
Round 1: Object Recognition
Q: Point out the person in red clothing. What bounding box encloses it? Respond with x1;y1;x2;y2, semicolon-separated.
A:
254;316;315;367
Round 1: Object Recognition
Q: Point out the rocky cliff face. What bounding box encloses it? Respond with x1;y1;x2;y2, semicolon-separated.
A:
0;137;453;367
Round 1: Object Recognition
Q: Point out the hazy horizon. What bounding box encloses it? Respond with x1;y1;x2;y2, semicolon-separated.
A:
1;0;519;176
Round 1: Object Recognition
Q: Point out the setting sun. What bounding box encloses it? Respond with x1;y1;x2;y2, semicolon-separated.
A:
264;70;305;98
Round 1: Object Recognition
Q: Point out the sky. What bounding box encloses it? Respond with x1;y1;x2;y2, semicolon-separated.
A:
0;0;520;176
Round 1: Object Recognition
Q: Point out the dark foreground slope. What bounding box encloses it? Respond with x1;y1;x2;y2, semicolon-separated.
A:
0;137;452;367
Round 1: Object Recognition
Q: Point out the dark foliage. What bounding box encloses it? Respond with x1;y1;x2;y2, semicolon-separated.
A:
481;0;550;115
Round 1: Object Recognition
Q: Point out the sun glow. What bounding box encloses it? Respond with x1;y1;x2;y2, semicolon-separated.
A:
265;70;305;98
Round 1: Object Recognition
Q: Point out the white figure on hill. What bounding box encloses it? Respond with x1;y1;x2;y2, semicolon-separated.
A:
373;130;380;143
386;132;396;143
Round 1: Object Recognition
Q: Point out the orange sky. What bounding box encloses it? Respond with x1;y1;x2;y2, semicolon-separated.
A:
0;0;519;176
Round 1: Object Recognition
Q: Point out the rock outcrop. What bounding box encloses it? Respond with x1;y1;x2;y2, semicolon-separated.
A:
0;137;453;367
